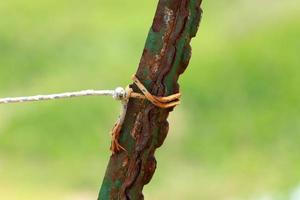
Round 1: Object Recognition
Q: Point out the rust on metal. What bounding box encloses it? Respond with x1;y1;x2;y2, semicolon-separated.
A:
99;0;203;199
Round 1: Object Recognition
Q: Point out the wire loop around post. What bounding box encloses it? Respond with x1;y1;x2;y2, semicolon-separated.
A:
0;75;181;154
110;75;181;154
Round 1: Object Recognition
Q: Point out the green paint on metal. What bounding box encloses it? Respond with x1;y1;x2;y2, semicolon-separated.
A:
164;0;202;94
98;177;112;200
98;1;203;199
144;29;165;54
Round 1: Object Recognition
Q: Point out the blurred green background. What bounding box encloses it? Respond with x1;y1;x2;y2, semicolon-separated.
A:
0;0;299;199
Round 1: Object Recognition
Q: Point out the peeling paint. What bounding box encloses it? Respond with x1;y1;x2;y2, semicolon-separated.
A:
99;1;203;199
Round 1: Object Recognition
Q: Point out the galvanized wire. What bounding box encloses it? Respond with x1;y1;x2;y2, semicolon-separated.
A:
0;88;126;104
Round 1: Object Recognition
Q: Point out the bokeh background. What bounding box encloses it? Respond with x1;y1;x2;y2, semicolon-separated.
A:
0;0;299;199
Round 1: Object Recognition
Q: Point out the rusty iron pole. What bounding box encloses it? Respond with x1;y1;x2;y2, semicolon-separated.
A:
99;0;203;199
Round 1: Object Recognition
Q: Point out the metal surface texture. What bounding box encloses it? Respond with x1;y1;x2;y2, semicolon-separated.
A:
99;0;203;199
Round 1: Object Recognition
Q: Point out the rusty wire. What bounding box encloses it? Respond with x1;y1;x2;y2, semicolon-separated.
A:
0;76;181;154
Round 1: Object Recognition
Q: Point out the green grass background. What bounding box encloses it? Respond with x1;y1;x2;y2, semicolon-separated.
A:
0;0;299;199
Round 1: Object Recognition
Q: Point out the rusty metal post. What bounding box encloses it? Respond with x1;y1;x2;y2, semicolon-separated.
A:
99;0;203;199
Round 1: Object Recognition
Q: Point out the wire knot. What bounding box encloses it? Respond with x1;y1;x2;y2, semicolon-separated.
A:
112;87;126;101
110;75;181;154
131;75;181;108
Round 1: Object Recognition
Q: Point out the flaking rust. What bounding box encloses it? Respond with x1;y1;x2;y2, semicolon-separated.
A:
99;0;203;199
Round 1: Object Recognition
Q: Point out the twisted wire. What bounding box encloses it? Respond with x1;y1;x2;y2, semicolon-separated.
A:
0;88;125;104
0;76;181;154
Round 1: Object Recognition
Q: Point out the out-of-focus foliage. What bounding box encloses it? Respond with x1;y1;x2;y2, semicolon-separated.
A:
0;0;299;199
